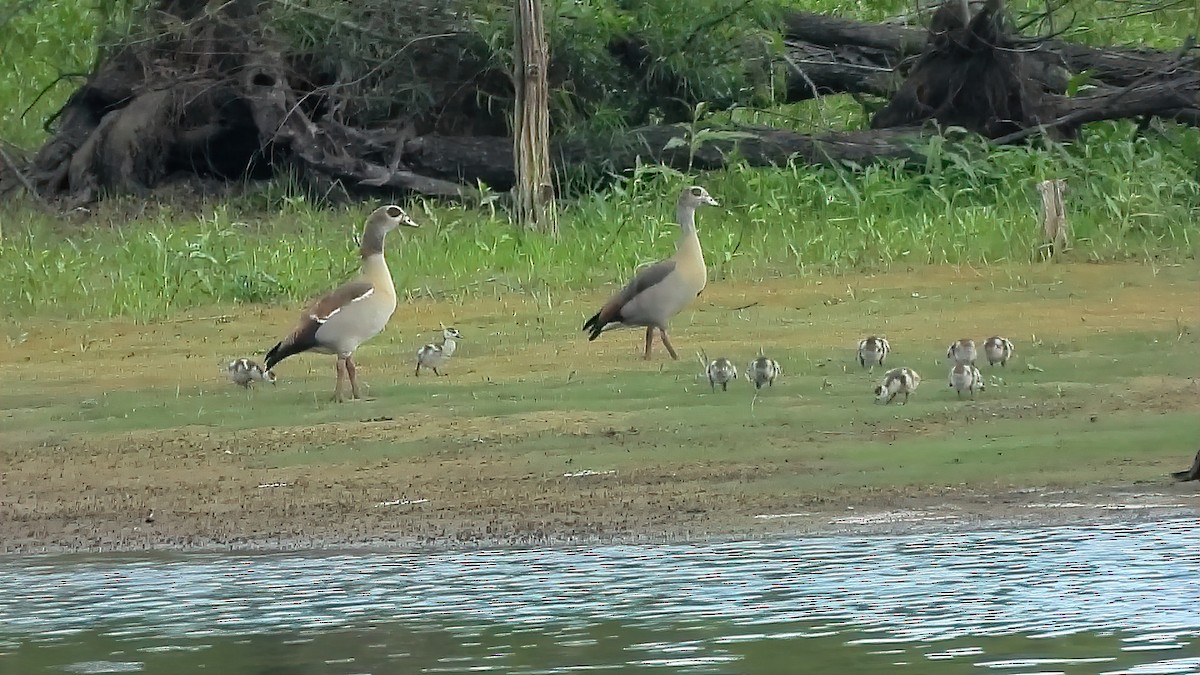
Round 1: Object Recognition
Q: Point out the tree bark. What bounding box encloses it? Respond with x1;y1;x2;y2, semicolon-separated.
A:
398;125;927;191
15;0;1196;208
513;0;556;234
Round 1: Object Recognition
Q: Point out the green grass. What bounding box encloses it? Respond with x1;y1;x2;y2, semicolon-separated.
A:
1;261;1196;550
2;123;1196;322
3;0;1195;147
0;1;1196;325
3;285;1198;491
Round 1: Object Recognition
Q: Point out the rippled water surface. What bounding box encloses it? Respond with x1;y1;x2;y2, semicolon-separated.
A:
1;519;1198;674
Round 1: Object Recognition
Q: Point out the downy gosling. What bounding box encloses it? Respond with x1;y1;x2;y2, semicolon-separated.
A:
415;326;462;376
874;367;920;404
706;358;738;392
857;336;891;369
226;358;276;388
948;364;985;400
983;336;1015;367
946;338;978;366
747;356;781;390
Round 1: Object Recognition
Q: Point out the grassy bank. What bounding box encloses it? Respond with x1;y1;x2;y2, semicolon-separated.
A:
1;263;1197;552
2;2;1197;324
3;124;1197;322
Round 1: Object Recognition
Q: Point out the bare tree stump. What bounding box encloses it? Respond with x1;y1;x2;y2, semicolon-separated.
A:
1037;178;1069;260
513;0;556;234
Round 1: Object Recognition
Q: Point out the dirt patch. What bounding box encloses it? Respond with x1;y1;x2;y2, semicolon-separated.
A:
3;442;1196;554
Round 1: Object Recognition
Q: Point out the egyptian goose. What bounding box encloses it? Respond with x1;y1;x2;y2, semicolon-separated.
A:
1171;448;1200;481
948;363;985;400
263;205;418;401
415;326;461;376
226;358;276;388
857;336;890;369
946;338;977;366
748;355;781;390
582;185;718;360
706;357;738;391
874;366;921;404
983;336;1015;367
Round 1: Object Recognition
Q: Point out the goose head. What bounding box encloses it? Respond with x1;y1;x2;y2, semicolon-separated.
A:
369;204;419;232
679;185;719;210
360;205;419;256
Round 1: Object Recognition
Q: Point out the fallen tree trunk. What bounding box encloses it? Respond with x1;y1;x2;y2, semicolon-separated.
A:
14;0;1197;208
865;0;1199;139
780;8;1196;101
397;126;926;192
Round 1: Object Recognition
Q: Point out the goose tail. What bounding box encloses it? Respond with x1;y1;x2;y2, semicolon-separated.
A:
583;312;606;341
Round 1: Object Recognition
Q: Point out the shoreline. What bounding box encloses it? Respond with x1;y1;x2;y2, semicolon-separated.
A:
3;264;1198;558
4;484;1195;557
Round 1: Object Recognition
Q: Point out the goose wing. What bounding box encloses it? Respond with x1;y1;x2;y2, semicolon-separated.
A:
265;280;375;368
583;260;676;338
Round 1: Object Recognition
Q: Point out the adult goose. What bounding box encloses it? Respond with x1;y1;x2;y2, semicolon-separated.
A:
582;185;718;360
264;205;418;401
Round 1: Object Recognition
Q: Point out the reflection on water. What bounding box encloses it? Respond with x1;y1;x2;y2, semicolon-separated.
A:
1;519;1197;674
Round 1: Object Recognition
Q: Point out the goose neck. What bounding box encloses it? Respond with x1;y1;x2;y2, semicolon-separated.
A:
441;337;457;357
361;252;392;288
360;223;389;259
676;203;698;236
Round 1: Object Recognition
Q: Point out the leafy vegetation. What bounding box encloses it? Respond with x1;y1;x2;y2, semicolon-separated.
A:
2;117;1196;321
0;0;1197;322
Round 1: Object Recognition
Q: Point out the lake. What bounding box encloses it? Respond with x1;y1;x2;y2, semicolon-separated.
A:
1;518;1197;674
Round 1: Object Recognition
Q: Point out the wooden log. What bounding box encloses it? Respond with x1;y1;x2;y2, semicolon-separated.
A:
779;9;1192;101
396;125;926;191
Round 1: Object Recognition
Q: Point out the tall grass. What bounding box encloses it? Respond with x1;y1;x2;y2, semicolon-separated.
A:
1;1;1196;321
1;119;1195;321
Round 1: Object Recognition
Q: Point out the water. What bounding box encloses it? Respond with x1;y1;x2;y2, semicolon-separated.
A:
1;519;1197;675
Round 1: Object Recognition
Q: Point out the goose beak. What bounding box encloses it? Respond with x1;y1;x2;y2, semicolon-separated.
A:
704;196;719;207
401;214;419;228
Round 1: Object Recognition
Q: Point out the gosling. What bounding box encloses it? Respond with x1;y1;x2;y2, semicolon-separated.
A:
983;336;1015;367
857;336;891;369
415;326;462;377
706;358;738;392
747;356;782;390
874;366;920;404
946;338;978;366
948;364;986;400
226;358;276;388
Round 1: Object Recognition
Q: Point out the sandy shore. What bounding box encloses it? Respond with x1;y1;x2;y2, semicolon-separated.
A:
3;435;1196;554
